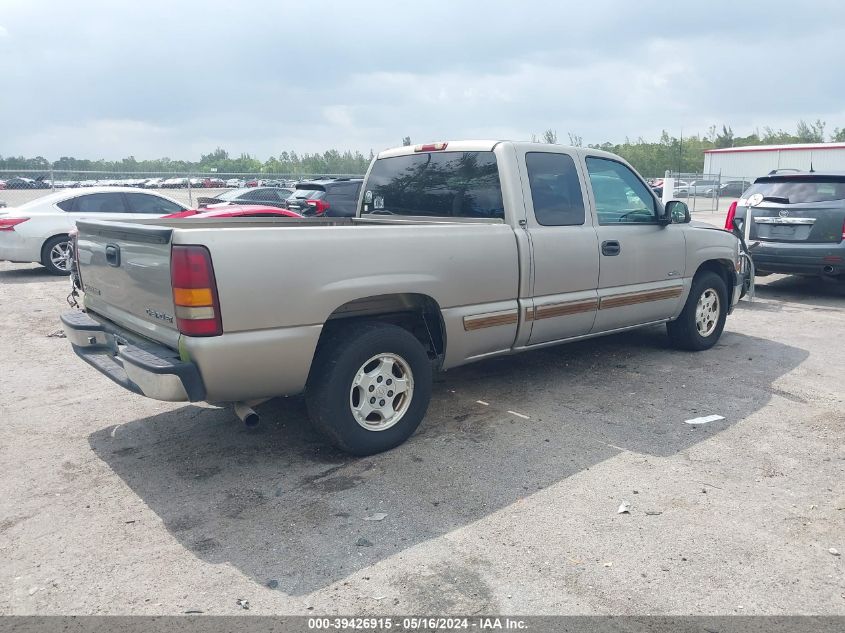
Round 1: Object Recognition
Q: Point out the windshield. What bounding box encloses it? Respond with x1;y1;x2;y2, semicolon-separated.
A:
744;177;845;204
362;151;504;218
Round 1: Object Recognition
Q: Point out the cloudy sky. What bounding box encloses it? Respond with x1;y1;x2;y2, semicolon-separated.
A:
1;0;844;160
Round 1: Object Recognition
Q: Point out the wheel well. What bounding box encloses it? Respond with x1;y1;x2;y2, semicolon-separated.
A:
695;259;734;292
41;233;70;262
320;293;446;364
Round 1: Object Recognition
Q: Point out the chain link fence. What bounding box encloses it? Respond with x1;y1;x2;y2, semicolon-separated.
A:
652;172;754;215
0;169;364;209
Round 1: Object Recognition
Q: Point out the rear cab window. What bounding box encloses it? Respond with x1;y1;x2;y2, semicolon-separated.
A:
361;151;505;218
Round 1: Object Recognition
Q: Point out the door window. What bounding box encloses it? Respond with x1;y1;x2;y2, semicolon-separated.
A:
586;157;656;224
67;192;129;213
240;188;279;202
125;193;185;214
525;152;585;226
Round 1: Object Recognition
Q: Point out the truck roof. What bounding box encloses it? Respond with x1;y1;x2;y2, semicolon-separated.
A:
377;140;618;161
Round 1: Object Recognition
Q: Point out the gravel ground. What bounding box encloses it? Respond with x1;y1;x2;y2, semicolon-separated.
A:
0;262;843;615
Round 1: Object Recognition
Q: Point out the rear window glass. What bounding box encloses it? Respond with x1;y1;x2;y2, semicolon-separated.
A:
289;188;324;200
744;177;845;204
362;151;504;218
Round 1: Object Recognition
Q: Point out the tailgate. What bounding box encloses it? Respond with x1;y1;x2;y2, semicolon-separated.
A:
749;202;845;243
76;220;178;347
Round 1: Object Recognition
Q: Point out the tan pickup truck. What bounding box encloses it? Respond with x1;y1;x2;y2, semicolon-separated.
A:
62;141;742;455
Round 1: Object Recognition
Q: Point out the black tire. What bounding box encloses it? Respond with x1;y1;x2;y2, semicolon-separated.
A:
41;235;72;275
667;271;728;351
305;322;433;455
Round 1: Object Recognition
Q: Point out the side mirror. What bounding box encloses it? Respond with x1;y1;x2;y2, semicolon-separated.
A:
665;200;691;224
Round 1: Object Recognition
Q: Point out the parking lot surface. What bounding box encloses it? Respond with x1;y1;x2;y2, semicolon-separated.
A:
0;262;843;615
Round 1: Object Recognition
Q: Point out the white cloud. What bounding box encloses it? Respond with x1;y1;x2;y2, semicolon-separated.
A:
0;25;8;37
1;1;844;159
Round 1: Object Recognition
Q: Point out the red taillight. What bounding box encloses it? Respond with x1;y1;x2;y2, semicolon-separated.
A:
0;217;29;231
171;245;222;337
841;219;845;242
305;199;330;215
414;142;448;152
724;201;738;230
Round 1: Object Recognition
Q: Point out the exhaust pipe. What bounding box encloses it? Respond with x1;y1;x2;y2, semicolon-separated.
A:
234;402;260;428
823;265;835;275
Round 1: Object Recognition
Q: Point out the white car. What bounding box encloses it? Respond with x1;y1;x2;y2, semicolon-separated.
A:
0;187;188;274
225;178;244;188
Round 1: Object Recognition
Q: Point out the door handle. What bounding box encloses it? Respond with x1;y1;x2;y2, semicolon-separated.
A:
105;244;121;267
601;240;621;256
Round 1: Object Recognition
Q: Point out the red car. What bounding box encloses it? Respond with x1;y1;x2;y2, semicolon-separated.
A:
163;205;303;219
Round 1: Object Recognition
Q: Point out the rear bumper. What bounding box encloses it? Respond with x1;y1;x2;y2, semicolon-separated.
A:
0;231;42;264
61;310;205;402
752;241;845;276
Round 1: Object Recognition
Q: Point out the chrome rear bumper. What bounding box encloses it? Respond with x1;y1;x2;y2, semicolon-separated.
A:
61;310;205;402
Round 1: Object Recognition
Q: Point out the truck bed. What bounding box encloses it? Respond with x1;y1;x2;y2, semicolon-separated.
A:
74;215;523;400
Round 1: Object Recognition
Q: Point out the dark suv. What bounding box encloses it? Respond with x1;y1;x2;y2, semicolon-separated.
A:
728;171;845;281
285;179;363;217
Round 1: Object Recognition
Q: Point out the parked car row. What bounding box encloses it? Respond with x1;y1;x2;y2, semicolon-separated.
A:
0;177;52;190
199;178;364;217
0;177;363;275
0;176;331;190
647;178;752;199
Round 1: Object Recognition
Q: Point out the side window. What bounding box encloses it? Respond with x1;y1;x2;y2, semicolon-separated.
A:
72;193;129;214
125;193;184;214
240;189;273;202
585;157;656;225
525;152;585;226
56;199;75;212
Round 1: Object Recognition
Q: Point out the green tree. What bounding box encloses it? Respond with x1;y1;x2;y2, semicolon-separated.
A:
796;119;825;143
714;125;735;148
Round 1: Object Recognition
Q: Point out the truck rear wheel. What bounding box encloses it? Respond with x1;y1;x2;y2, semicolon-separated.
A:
305;322;433;455
667;271;728;351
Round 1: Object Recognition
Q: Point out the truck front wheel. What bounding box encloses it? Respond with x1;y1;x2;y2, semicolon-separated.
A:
305;322;433;455
667;271;728;351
